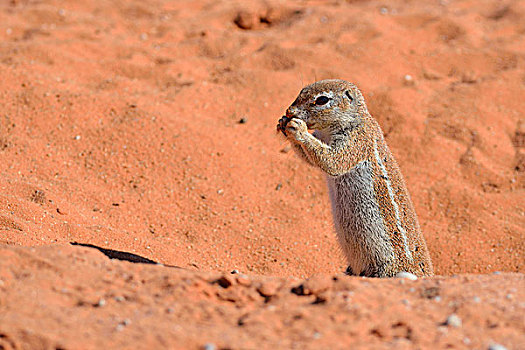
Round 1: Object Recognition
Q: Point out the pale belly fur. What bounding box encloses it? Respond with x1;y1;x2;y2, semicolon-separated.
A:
326;160;394;276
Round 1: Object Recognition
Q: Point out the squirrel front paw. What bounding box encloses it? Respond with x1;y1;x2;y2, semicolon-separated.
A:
285;118;308;143
276;116;291;136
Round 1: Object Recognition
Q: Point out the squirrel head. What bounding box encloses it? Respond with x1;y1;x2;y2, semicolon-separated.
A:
285;79;368;131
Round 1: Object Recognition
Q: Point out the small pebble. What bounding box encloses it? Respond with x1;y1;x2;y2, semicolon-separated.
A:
395;272;418;281
403;74;415;86
302;274;332;295
488;344;508;350
236;275;251;287
203;343;216;350
445;313;462;328
230;269;240;274
257;280;280;297
96;298;106;307
238;117;247;124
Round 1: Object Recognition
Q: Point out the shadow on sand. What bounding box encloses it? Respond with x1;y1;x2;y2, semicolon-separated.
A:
70;242;180;268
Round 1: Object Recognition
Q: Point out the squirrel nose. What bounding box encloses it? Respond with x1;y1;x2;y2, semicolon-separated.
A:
286;107;298;118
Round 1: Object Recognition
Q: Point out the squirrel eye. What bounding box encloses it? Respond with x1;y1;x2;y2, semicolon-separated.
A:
314;96;330;105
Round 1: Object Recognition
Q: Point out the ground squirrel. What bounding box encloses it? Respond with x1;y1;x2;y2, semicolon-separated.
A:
277;79;433;277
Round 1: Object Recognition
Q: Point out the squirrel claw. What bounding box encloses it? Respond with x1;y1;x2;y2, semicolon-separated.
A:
277;116;290;136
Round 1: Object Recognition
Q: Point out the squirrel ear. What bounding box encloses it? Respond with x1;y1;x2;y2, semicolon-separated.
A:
345;91;354;102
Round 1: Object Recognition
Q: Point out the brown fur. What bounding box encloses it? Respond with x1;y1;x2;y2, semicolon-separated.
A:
277;79;433;277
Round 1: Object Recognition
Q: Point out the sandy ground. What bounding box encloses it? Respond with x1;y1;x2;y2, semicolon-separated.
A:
0;0;523;348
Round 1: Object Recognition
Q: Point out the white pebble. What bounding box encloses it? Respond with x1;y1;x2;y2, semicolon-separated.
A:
488;344;507;350
395;272;418;280
203;344;216;350
445;314;462;328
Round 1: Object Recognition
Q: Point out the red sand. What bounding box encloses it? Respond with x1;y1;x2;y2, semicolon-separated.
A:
0;0;523;348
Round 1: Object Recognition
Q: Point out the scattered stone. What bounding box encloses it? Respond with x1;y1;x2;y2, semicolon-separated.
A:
234;11;257;30
488;344;508;350
461;71;477;84
257;280;280;297
236;275;251;287
445;313;462;328
302;274;332;295
95;298;106;307
395;272;418;280
238;117;247;124
230;269;240;274
203;343;216;350
403;74;415;86
423;69;442;80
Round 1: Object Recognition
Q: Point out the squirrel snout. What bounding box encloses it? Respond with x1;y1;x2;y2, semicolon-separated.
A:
286;107;306;120
285;107;298;119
